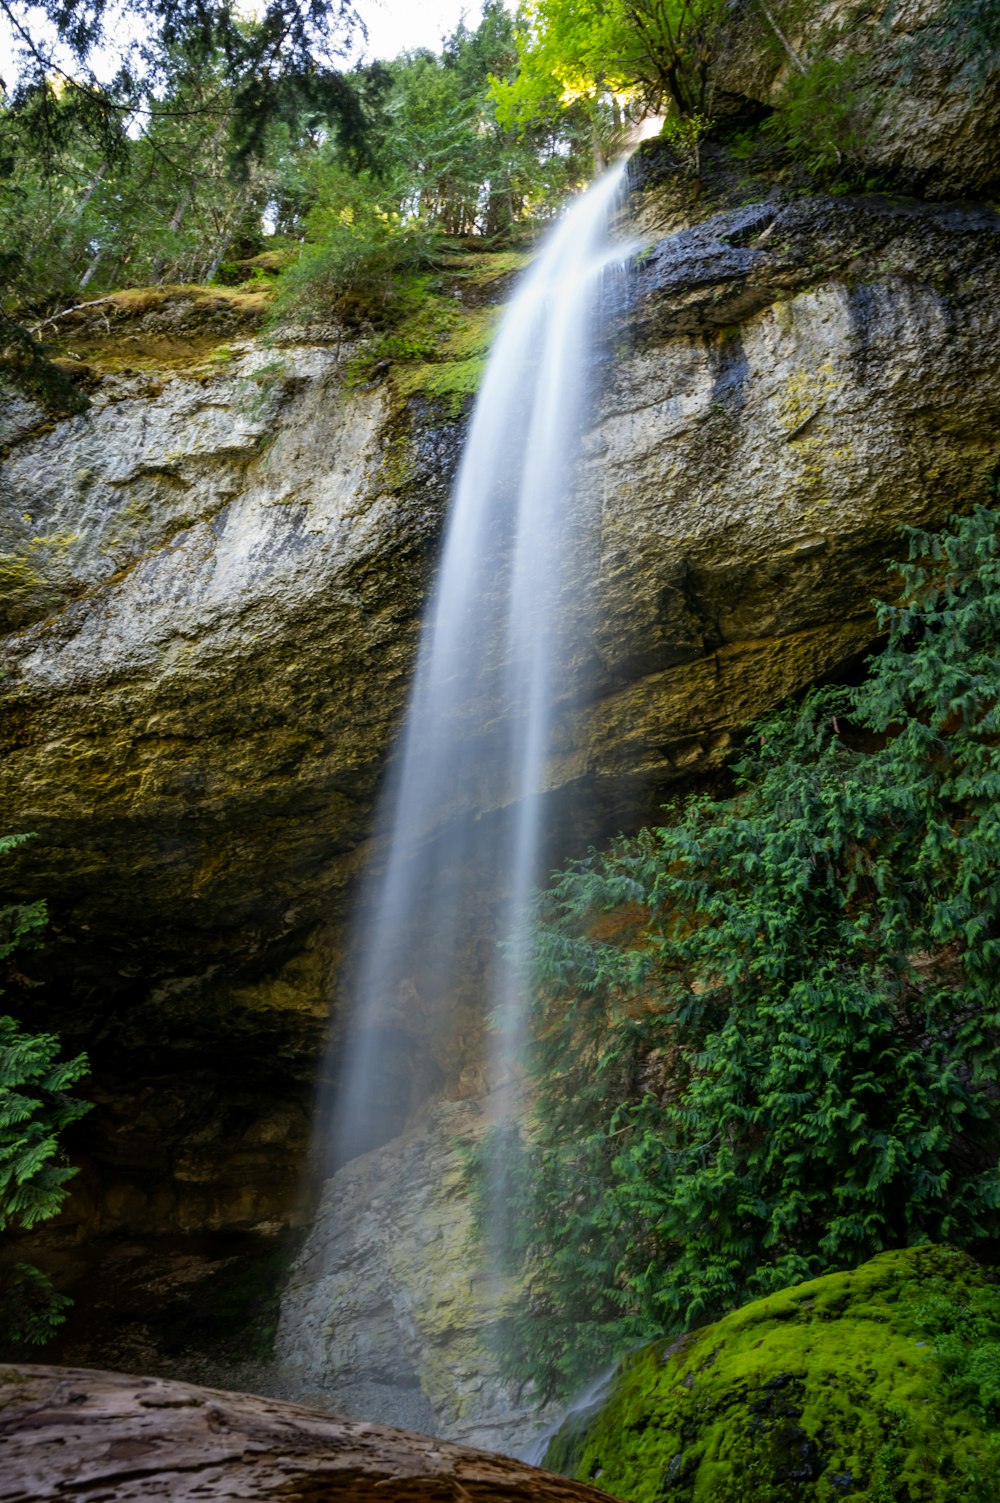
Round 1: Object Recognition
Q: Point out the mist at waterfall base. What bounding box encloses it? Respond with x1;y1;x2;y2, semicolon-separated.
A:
306;162;634;1436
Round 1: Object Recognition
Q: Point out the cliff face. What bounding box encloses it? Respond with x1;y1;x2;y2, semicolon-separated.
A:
714;0;1000;199
1;107;999;1442
0;303;458;1241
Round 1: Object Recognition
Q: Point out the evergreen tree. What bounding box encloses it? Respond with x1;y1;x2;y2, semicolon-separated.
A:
0;835;91;1346
476;499;1000;1398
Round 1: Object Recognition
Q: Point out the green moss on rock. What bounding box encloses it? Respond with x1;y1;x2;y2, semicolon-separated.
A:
544;1247;1000;1502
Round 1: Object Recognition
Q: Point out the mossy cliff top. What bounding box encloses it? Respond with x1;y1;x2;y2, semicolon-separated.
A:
40;283;274;379
31;241;526;409
545;1246;1000;1502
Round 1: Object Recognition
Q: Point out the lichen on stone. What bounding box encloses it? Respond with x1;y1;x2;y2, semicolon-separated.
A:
544;1246;1000;1502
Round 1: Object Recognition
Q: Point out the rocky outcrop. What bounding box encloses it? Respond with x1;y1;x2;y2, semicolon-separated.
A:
0;1364;616;1502
542;1246;1000;1502
568;191;1000;787
275;1097;562;1458
6;194;995;981
715;0;1000;198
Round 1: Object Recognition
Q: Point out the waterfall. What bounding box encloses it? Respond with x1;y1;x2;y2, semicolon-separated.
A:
326;160;632;1173
282;162;633;1447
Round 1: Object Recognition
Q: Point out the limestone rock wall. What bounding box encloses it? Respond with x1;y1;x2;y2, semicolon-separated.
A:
0;314;459;1240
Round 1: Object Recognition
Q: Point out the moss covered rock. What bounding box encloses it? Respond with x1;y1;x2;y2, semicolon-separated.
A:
545;1246;1000;1502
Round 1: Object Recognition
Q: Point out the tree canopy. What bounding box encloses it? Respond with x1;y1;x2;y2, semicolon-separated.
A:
0;0;598;395
0;0;367;159
491;0;724;137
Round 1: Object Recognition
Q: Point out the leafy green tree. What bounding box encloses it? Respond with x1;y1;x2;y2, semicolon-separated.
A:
0;834;91;1345
0;0;368;396
0;0;366;163
491;0;725;145
479;500;1000;1398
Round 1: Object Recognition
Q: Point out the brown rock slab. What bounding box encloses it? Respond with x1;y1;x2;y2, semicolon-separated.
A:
0;1365;616;1502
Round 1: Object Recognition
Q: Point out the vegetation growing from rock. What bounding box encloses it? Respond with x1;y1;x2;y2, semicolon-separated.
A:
3;0;990;407
544;1245;1000;1502
471;498;1000;1397
0;835;91;1345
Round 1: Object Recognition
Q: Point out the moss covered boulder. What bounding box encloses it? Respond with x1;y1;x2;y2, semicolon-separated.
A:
545;1246;1000;1502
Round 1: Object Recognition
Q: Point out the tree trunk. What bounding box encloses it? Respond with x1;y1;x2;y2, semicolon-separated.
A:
0;1365;616;1503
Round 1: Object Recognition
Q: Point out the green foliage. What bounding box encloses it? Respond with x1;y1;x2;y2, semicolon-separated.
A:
0;1;587;386
0;1;370;395
658;110;713;175
270;169;442;327
763;55;870;181
1;0;365;167
0;833;91;1344
492;0;725;136
480;500;1000;1398
0;1012;92;1235
0;51;285;310
0;1261;73;1346
269;5;588;332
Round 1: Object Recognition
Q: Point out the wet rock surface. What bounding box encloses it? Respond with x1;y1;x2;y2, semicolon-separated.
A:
276;1097;563;1458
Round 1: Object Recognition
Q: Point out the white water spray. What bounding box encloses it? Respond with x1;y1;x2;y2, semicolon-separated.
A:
327;161;633;1198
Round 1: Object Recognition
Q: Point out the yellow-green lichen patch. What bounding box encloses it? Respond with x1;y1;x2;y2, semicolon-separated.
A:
545;1247;1000;1503
393;301;498;412
433;245;532;299
346;279;501;414
0;530;79;632
340;240;523;413
94;283;273;318
394;354;488;414
0;551;48;631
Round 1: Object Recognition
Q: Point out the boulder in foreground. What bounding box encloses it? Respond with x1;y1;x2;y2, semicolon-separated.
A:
545;1246;1000;1502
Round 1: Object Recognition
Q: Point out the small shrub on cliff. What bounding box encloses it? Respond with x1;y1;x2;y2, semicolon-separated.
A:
0;834;90;1345
763;55;870;182
477;499;1000;1398
268;165;442;330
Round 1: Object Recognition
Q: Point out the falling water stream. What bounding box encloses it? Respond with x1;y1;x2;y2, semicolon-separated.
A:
283;162;635;1448
328;161;634;1175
